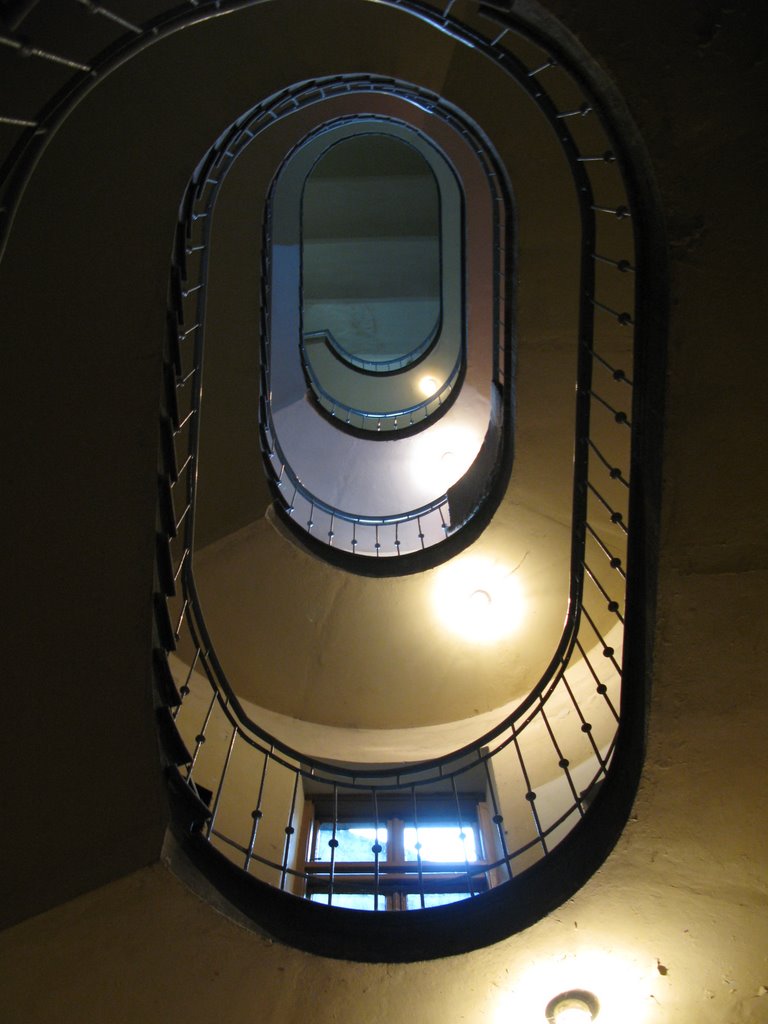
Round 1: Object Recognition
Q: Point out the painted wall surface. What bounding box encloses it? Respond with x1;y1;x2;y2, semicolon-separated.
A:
1;1;767;1023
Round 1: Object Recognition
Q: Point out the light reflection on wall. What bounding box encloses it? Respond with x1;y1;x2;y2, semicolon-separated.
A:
493;949;658;1024
409;423;482;496
432;554;524;643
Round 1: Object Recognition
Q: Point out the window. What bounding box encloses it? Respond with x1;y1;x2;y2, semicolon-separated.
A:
303;794;491;910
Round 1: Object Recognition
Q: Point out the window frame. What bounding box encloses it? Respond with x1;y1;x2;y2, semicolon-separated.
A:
302;793;493;910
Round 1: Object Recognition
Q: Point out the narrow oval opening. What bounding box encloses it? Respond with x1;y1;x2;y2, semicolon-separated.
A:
302;133;441;374
262;104;509;567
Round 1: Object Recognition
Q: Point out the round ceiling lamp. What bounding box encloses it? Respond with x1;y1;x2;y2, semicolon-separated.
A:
419;374;438;396
545;990;600;1024
433;555;524;643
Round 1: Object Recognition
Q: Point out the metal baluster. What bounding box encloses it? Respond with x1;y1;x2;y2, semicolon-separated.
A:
538;696;585;817
590;389;631;427
410;786;425;910
451;776;473;897
327;784;339;907
244;749;271;871
280;771;300;891
206;727;237;838
528;58;557;77
557;102;592;119
482;756;513;881
186;690;217;781
586;522;626;579
0;34;92;72
372;789;383;912
592;297;634;325
76;1;142;34
580;604;623;675
573;637;620;722
174;597;189;640
592;203;631;218
560;672;608;773
0;114;37;127
173;646;201;719
511;728;548;856
587;480;629;533
589;439;630;489
593;252;635;273
583;561;625;624
590;347;634;387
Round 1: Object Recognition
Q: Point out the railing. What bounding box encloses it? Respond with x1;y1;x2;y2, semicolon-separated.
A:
258;95;508;553
261;409;454;555
156;3;645;958
299;329;463;433
303;317;439;374
0;0;661;962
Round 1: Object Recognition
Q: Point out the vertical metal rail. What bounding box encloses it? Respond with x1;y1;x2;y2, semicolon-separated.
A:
280;772;300;891
207;727;238;838
244;749;271;872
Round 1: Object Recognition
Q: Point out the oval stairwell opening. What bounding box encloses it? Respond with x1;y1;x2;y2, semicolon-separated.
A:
149;1;665;961
0;0;666;963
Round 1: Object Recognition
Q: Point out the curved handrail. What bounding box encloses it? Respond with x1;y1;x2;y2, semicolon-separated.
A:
299;330;463;429
165;52;624;778
0;0;661;959
258;100;505;545
154;19;647;942
303;313;439;374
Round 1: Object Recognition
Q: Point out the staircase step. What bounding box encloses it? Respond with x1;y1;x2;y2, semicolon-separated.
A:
156;706;192;766
166;309;183;378
157;473;177;538
153;592;176;651
162;359;180;428
166;765;212;833
155;532;176;597
152;647;181;707
159;415;178;484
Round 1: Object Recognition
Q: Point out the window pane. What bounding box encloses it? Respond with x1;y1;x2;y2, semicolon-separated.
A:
405;892;472;910
310;893;382;911
314;823;387;862
403;825;478;862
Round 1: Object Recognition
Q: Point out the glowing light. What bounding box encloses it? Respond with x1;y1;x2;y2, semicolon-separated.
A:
433;556;524;643
546;991;600;1023
492;948;657;1024
555;1009;591;1024
468;588;491;610
409;424;481;493
419;374;439;397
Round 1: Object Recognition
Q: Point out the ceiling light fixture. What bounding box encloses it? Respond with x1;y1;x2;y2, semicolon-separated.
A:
433;555;524;643
468;587;491;609
419;374;438;396
545;990;600;1024
410;424;481;493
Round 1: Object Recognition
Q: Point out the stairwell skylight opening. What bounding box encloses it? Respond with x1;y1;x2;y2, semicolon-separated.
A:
259;98;514;572
153;0;664;965
301;132;442;386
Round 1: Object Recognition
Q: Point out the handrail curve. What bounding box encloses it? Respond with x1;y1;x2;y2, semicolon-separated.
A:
0;0;663;960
